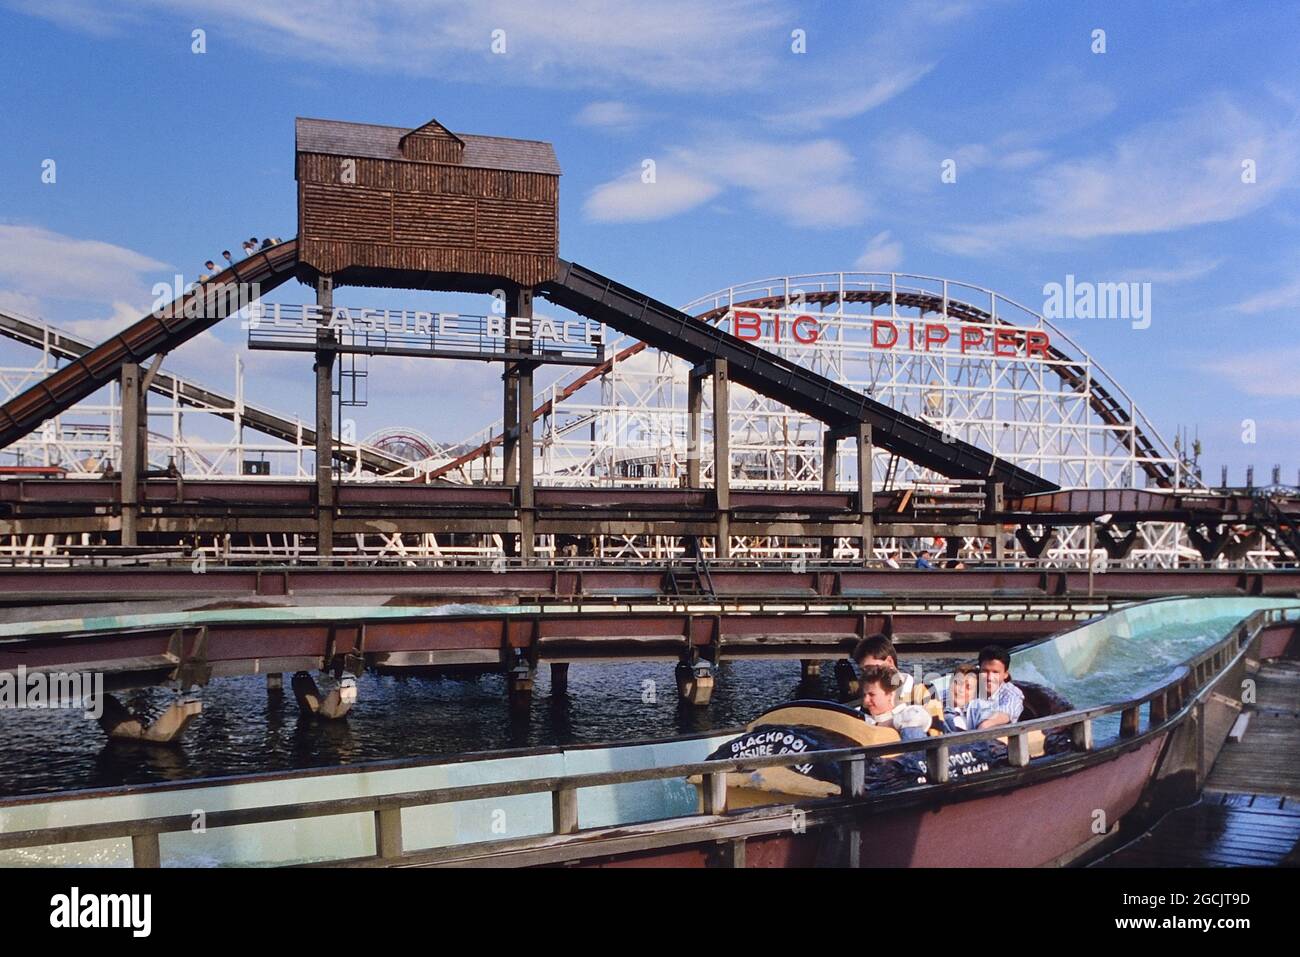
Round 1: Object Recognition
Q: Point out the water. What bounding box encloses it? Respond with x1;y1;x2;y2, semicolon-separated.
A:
0;656;966;798
3;596;1289;800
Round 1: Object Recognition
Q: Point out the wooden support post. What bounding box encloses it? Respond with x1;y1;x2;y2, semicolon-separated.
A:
800;659;821;681
1150;691;1168;725
986;480;1005;562
841;755;866;798
712;359;730;559
675;659;715;706
99;693;202;743
374;808;403;859
502;365;519;488
507;661;535;709
550;662;569;695
687;372;703;489
518;365;535;564
119;361;142;547
857;423;874;566
1194;700;1206;786
927;743;950;783
702;771;728;815
1071;717;1094;751
711;838;746;868
835;659;860;701
131;833;161;868
314;275;335;557
821;430;838;558
1120;705;1140;738
1007;733;1031;767
512;287;535;564
552;786;579;834
266;673;283;695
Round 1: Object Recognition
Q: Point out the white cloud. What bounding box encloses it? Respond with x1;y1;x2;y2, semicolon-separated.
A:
64;300;150;341
18;0;787;92
1199;346;1300;397
0;224;167;303
768;65;935;132
0;290;43;319
585;138;868;227
935;95;1300;255
855;231;904;271
874;131;1053;192
1232;274;1300;314
1116;258;1224;285
584;166;722;223
573;100;647;131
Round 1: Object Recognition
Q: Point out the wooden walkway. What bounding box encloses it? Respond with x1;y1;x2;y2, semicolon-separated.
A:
1094;658;1300;868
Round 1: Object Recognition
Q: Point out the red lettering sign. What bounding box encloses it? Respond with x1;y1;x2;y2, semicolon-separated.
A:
733;310;762;341
994;330;1017;356
924;324;949;350
960;327;986;353
1025;330;1050;359
792;314;820;344
872;320;898;348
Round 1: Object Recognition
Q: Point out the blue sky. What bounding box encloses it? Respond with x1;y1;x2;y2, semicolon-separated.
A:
1;0;1297;481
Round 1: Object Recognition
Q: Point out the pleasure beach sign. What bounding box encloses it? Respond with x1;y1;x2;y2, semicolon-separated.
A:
242;303;606;366
244;303;605;346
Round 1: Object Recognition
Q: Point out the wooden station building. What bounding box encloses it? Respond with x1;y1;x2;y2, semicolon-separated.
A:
292;115;563;557
295;115;561;290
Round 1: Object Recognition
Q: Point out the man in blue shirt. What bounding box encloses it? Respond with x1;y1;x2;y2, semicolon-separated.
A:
914;550;935;570
975;645;1024;729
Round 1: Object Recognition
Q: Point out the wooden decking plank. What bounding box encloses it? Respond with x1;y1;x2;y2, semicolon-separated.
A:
1204;660;1300;801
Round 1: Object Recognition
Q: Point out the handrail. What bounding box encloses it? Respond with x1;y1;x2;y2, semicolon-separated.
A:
3;604;1294;865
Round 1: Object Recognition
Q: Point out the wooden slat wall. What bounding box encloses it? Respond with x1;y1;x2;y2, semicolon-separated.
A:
297;151;558;286
401;133;463;164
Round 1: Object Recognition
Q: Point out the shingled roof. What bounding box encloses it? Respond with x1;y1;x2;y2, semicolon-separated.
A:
295;117;561;176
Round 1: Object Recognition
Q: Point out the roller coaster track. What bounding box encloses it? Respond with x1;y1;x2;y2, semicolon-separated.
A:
540;261;1054;496
0;248;1056;495
0;240;301;451
432;280;1180;489
692;288;1178;488
0;307;408;475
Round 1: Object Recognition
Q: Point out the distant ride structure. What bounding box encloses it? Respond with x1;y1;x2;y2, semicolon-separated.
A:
0;112;1291;569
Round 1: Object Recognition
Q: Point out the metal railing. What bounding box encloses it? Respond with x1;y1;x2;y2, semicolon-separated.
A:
3;605;1293;867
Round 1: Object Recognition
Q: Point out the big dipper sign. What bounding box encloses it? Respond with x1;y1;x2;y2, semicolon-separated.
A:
728;309;1051;359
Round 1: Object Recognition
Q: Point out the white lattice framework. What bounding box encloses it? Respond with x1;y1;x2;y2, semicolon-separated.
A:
424;272;1274;567
0;279;1282;567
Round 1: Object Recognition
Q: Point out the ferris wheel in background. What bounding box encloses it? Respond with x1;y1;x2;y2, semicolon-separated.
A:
362;427;441;464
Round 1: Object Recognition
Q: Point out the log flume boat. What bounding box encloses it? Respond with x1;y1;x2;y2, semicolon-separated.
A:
0;596;1296;867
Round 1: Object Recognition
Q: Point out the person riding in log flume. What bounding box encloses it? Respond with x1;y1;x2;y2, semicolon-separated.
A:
944;647;1025;731
857;666;933;741
852;633;930;706
975;644;1025;728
